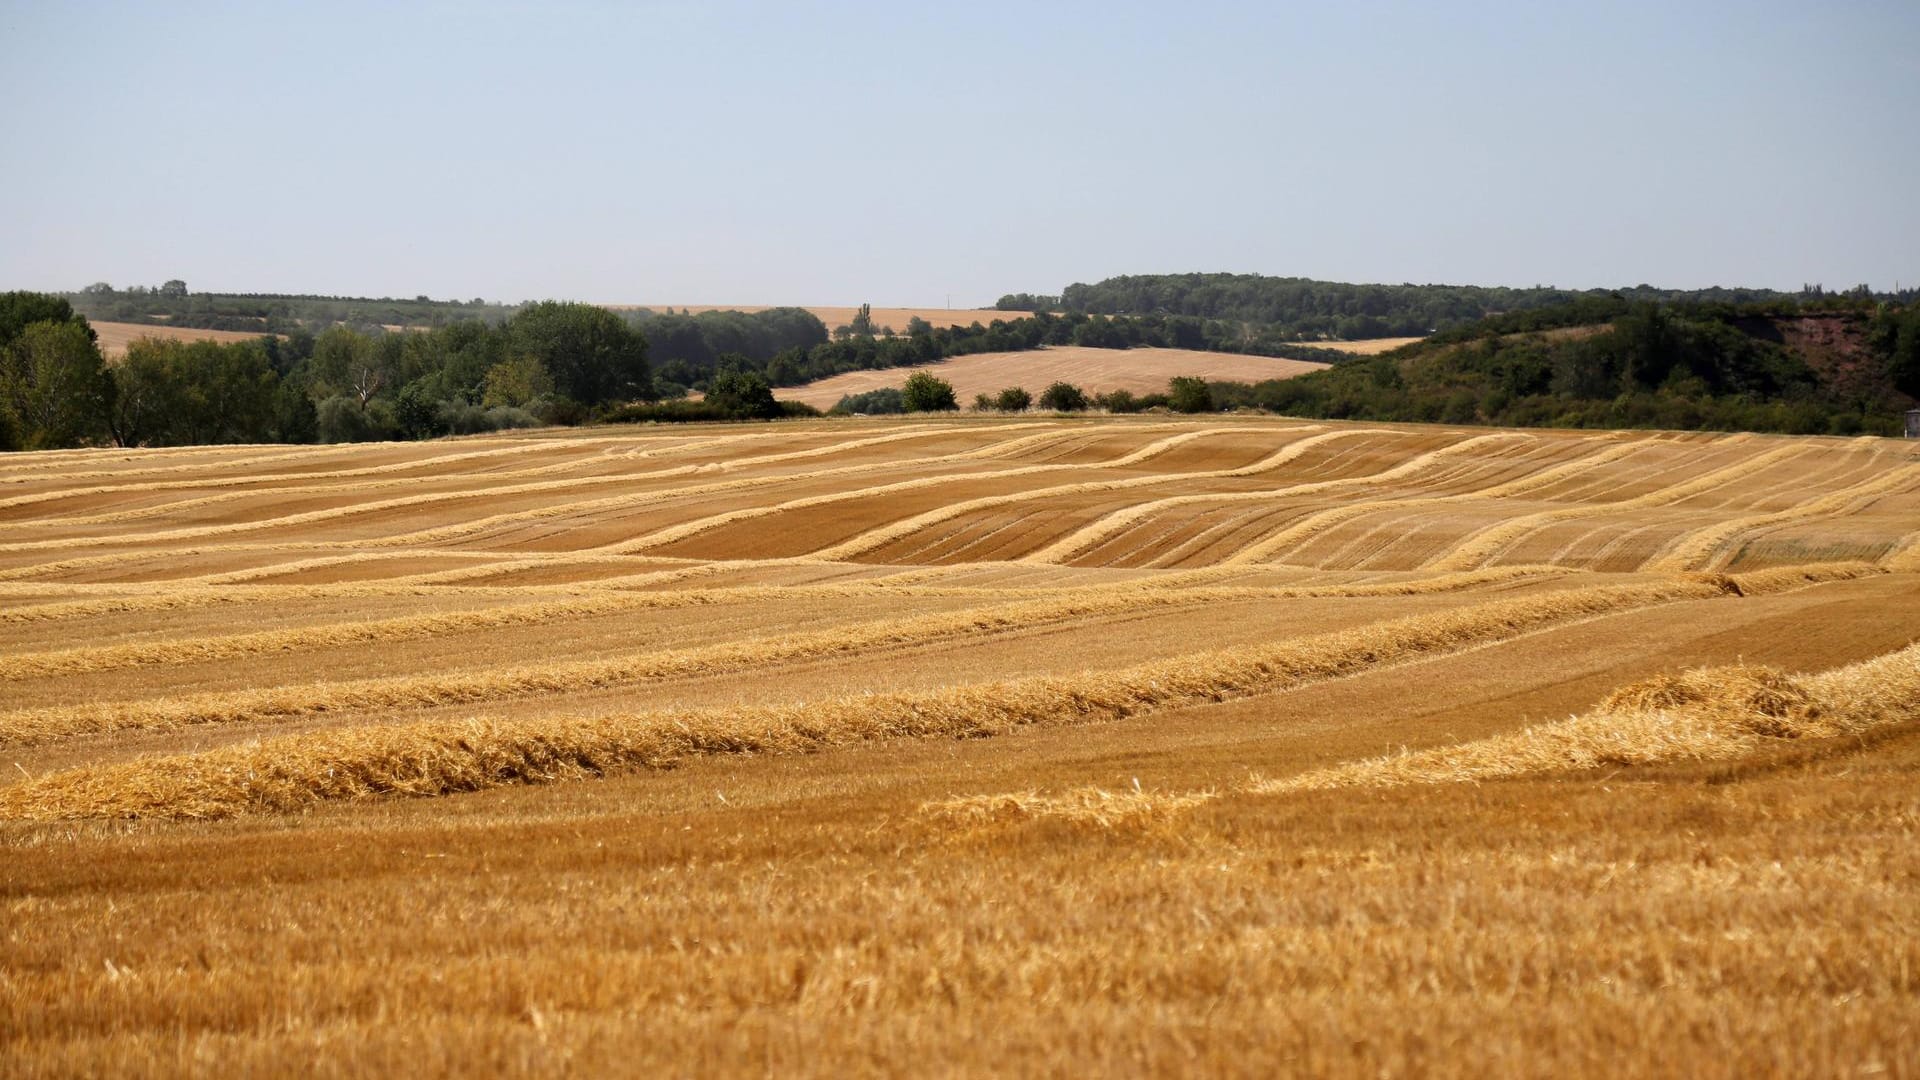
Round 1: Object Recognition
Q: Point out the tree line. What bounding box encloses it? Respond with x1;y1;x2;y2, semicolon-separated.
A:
0;293;650;450
1000;272;1918;343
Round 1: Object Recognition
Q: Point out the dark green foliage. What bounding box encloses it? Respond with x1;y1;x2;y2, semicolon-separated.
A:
1055;273;1896;342
1202;300;1917;436
994;386;1032;412
1;291;88;345
64;285;517;334
972;392;995;412
830;388;907;415
994;293;1062;312
1;319;112;449
509;302;652;405
315;395;393;443
902;371;958;412
1038;382;1089;411
1167;376;1213;414
704;368;781;420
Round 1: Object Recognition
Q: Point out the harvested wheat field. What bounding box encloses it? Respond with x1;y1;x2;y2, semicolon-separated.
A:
87;321;275;358
1299;335;1426;354
777;346;1329;409
5;415;1920;1077
609;304;1027;333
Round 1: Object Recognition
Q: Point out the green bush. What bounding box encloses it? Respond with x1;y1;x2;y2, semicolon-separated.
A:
1038;382;1088;411
902;371;958;412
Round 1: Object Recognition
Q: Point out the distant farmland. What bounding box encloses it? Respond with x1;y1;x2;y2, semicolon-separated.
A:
611;304;1029;333
88;320;274;357
777;346;1329;408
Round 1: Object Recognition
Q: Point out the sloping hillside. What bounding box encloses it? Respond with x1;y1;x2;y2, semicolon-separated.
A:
776;346;1327;409
1224;302;1920;436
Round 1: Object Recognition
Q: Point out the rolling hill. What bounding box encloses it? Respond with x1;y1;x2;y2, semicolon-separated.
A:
775;346;1328;409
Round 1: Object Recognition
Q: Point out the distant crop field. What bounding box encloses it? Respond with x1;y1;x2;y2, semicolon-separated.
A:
4;416;1919;1076
778;345;1328;408
1308;335;1426;354
611;304;1028;332
89;320;274;357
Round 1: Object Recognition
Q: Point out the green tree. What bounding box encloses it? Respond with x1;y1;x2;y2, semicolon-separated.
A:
509;302;651;404
902;371;958;411
1168;376;1213;413
1;320;112;448
481;355;555;408
1037;381;1088;411
994;386;1031;412
705;368;780;419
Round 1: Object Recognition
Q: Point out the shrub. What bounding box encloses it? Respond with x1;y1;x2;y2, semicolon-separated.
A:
1038;382;1088;411
995;386;1032;412
1097;389;1139;413
1168;376;1214;413
902;371;958;412
831;388;907;415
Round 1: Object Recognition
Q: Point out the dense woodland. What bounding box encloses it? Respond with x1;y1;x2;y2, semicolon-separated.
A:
5;280;1917;449
1002;272;1918;343
1202;300;1920;436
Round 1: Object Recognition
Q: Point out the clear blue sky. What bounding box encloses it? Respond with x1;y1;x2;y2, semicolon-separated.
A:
3;0;1914;305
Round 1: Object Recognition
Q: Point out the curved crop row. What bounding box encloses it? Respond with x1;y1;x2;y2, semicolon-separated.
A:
1426;442;1818;572
0;425;995;554
1644;460;1920;572
808;427;1383;562
1184;438;1655;570
0;572;1797;819
599;426;1251;555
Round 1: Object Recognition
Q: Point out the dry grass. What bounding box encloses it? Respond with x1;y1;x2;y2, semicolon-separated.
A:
4;569;1862;816
920;783;1214;834
1264;638;1920;793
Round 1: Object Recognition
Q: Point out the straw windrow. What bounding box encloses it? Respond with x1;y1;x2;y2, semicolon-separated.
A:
0;565;1877;819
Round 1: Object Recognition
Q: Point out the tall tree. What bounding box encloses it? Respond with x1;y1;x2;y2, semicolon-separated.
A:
0;320;112;448
509;302;652;404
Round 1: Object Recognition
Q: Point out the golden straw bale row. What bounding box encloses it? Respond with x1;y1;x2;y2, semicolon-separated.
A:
1263;637;1920;793
808;427;1393;561
1645;460;1920;572
2;564;1875;819
1025;431;1530;565
0;563;1579;680
1427;442;1816;571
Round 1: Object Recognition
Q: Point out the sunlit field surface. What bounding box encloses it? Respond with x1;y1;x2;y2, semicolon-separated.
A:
4;416;1919;1077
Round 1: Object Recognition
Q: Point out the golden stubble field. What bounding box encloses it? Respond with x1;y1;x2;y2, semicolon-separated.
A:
3;416;1919;1077
777;346;1328;409
87;321;276;358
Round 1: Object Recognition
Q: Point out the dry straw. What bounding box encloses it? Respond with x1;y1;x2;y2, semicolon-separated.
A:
0;563;1576;681
1428;442;1814;571
1262;637;1920;793
0;563;1876;819
1123;440;1640;570
1645;460;1920;572
597;426;1246;555
807;427;1385;561
0;424;990;553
